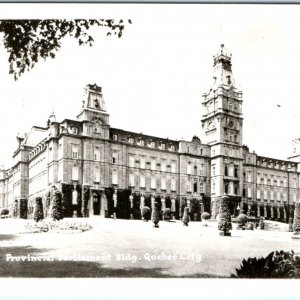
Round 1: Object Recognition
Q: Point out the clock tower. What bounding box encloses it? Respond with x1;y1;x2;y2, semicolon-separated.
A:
201;45;244;218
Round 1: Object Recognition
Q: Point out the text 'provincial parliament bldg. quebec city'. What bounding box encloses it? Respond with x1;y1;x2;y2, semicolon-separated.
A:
1;44;300;222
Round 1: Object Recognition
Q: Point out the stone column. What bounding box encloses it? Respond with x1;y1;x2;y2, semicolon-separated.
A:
171;199;176;220
100;192;106;218
140;195;145;210
72;188;78;217
187;199;191;212
257;206;260;218
89;192;94;217
129;195;134;220
151;195;155;210
271;206;274;219
284;207;287;221
113;189;117;219
161;197;166;220
264;206;267;218
277;206;280;219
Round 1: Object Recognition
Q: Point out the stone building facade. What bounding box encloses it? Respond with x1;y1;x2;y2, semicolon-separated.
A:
0;45;299;222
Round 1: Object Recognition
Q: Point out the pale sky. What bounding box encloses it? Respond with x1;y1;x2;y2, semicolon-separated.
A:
1;4;300;168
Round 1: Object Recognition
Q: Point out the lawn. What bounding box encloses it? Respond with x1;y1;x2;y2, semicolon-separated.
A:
0;218;299;278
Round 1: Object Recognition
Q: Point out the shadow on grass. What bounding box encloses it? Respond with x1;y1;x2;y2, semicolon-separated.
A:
0;234;18;242
0;245;226;278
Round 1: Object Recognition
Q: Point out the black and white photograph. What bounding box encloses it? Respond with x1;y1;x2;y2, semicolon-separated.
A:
0;3;300;287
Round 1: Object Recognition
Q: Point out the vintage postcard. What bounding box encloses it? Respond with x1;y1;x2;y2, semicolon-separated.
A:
0;2;299;298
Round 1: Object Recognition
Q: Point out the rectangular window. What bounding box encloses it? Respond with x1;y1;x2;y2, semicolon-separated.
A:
187;163;192;175
151;158;156;171
94;167;100;183
257;189;260;199
171;178;176;191
263;189;268;200
150;141;155;148
161;160;166;172
94;147;100;161
129;156;135;168
71;166;79;181
247;172;252;182
270;190;274;200
128;137;134;144
151;176;156;189
161;177;166;190
171;161;176;173
161;143;165;150
277;191;280;201
71;144;79;159
212;165;216;176
139;139;145;146
140;174;145;188
187;179;192;192
200;182;204;193
140;156;146;169
57;163;63;182
247;186;252;198
129;174;135;187
113;134;118;141
112;170;118;185
58;143;63;158
112;153;117;164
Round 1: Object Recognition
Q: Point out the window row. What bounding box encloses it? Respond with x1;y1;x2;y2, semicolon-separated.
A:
127;156;177;173
256;189;289;201
127;174;177;191
112;134;176;151
187;162;205;175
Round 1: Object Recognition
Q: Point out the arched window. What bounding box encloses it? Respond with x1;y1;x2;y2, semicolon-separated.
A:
224;182;229;194
194;165;197;175
224;165;228;176
193;179;197;193
242;188;246;197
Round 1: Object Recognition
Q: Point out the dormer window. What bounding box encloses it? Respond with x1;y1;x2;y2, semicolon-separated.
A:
161;143;165;150
128;137;134;144
113;134;118;141
139;139;145;146
150;141;155;148
94;99;99;109
170;145;175;151
72;127;78;134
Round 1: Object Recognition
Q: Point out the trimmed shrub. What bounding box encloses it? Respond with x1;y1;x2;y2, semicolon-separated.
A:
232;250;300;278
50;189;63;221
0;209;9;216
259;216;265;230
164;208;172;221
218;197;232;233
81;187;89;217
289;217;294;232
141;206;151;221
182;207;189;226
201;212;210;221
237;213;248;225
151;202;160;228
293;203;300;234
33;197;44;222
19;199;28;219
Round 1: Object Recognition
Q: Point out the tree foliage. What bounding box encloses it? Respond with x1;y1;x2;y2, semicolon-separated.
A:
232;250;300;278
33;197;44;222
218;197;232;233
0;19;131;80
293;203;300;233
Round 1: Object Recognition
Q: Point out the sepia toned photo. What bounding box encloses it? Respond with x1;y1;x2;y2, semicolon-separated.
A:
0;3;300;283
